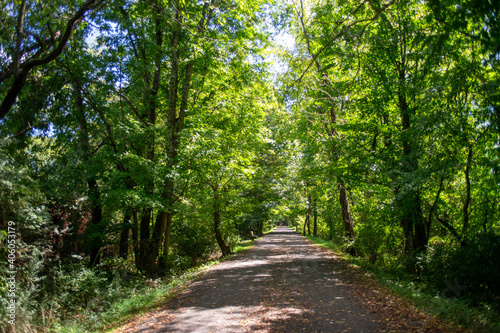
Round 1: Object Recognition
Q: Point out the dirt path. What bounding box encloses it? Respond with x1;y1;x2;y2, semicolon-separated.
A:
115;227;451;333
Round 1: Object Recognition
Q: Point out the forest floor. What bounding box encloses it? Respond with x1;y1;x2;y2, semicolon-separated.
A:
112;227;461;333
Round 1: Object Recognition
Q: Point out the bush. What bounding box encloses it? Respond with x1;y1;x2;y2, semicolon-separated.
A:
354;220;403;269
160;254;193;274
421;232;500;307
172;219;216;262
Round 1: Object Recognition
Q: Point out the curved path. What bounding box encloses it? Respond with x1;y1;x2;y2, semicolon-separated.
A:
116;227;446;332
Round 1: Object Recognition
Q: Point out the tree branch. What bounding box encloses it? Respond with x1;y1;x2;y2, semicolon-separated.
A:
0;0;106;120
286;0;396;95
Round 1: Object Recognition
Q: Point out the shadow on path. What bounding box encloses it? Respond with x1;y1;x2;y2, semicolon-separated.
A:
118;227;380;333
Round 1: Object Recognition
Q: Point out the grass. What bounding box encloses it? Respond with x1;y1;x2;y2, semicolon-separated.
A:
232;239;255;254
231;227;274;254
264;226;278;234
305;235;500;333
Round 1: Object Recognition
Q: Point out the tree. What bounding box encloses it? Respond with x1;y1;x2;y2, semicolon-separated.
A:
184;75;270;255
0;0;107;120
278;0;499;268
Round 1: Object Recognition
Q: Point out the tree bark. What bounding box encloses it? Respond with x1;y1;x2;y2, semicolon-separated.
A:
313;196;318;237
303;196;312;236
153;6;200;271
138;208;152;271
397;63;427;254
139;11;164;276
302;213;308;236
462;144;473;234
135;0;215;275
307;217;311;235
132;209;139;267
212;184;232;256
163;210;174;255
257;220;264;237
338;180;355;239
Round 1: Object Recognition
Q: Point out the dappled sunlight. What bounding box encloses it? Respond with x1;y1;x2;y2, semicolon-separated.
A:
211;258;270;270
116;228;379;333
154;305;312;333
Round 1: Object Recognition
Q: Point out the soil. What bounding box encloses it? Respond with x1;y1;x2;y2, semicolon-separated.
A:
114;227;460;333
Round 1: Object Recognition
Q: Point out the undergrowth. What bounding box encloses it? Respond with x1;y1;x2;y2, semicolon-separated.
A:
232;239;255;254
61;260;219;333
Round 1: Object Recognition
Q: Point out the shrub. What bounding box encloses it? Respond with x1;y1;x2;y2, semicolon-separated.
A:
421;232;500;307
354;220;403;269
172;219;216;262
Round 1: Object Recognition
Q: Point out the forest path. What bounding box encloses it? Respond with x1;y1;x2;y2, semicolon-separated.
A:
114;227;448;333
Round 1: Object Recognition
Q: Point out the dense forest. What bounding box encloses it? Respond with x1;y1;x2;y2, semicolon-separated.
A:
1;0;499;331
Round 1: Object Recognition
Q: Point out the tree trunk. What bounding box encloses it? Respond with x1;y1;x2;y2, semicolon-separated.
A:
138;208;151;271
163;211;174;255
132;209;139;267
328;204;335;241
303;195;312;236
303;213;308;236
139;11;164;276
212;184;232;256
398;189;426;253
462;144;473;234
119;211;132;259
313;196;318;237
134;1;214;275
337;180;355;240
87;179;103;267
397;65;427;254
149;10;184;275
257;220;264;237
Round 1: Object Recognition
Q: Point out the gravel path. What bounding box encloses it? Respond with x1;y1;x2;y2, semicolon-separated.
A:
115;227;449;333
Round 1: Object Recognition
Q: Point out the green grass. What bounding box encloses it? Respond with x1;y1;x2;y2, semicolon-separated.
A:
232;239;255;254
264;226;278;234
305;235;500;333
231;227;275;254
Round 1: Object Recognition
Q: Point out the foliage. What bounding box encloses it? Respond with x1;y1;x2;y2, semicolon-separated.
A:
308;235;500;332
276;0;500;319
421;232;500;307
171;219;216;262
